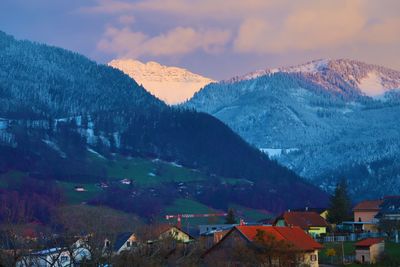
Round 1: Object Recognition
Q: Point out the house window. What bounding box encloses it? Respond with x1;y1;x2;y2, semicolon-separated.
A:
127;241;131;247
310;254;317;261
60;256;69;263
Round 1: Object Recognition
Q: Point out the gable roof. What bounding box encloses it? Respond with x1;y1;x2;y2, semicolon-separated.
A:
276;211;328;229
292;207;328;214
114;232;134;251
236;226;323;251
203;225;322;257
158;226;195;241
353;200;383;211
356;238;384;247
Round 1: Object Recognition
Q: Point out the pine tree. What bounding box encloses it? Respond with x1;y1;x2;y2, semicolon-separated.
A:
225;208;237;224
327;179;352;224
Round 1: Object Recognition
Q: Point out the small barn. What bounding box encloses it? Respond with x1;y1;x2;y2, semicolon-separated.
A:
355;238;385;264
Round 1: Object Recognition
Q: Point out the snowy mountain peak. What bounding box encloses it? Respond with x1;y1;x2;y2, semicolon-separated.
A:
109;59;215;105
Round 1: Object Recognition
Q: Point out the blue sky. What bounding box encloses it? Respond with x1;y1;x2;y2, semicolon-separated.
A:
1;0;399;80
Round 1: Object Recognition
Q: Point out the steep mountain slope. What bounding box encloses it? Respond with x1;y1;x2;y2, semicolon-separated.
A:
0;31;327;215
185;59;400;200
108;59;214;104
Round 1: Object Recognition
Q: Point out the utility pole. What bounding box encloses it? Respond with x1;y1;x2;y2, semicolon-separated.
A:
341;240;345;264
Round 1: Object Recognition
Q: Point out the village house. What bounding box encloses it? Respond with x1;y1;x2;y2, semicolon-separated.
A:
353;200;383;222
105;232;137;255
17;239;91;267
158;226;194;243
273;211;328;237
355;238;385;264
350;199;383;232
203;225;323;267
375;196;400;221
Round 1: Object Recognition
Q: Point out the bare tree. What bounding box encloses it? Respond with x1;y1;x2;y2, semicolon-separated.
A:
55;204;140;266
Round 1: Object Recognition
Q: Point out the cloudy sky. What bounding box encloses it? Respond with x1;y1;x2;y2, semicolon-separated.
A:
1;0;399;79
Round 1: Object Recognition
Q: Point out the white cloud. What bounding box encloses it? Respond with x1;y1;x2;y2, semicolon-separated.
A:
97;25;231;58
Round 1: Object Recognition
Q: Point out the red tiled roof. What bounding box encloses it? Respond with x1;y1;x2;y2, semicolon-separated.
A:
353;200;383;211
356;238;384;247
236;225;323;251
278;211;328;229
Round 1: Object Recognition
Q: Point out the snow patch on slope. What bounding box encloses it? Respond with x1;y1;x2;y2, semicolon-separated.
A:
357;72;385;97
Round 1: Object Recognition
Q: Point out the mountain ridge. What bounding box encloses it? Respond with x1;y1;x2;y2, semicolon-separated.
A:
0;30;327;216
226;59;400;98
185;58;400;200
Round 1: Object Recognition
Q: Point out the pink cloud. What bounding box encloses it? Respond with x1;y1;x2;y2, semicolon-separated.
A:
97;25;231;58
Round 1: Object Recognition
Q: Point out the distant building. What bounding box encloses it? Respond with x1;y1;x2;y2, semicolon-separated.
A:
203;225;323;267
74;186;86;192
120;178;133;185
273;211;328;237
355;238;385;264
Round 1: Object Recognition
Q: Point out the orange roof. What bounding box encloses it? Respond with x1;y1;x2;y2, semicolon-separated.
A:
278;211;328;229
356;238;384;247
236;225;323;251
353;200;383;211
274;226;323;251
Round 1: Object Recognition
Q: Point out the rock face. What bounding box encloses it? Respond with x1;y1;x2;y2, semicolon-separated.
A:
185;59;400;199
109;59;215;105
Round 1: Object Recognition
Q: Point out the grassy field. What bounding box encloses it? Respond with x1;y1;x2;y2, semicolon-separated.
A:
54;151;212;204
87;151;210;186
56;181;102;204
0;151;267;223
0;170;26;187
319;241;355;264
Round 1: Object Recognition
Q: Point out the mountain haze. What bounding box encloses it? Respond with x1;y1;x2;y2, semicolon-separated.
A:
186;59;400;200
109;59;214;105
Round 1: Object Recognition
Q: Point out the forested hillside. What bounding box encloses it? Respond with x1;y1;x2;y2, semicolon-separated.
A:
0;31;328;222
185;60;400;200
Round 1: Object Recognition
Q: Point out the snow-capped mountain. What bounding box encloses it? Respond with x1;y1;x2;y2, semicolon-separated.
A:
109;59;215;105
229;59;400;98
185;59;400;200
